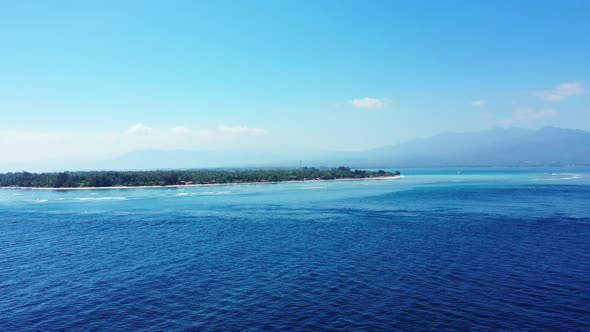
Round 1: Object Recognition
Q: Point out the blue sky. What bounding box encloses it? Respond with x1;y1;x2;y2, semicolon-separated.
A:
0;0;589;167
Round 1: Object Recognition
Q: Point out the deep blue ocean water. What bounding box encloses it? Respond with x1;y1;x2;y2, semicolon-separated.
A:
1;168;589;331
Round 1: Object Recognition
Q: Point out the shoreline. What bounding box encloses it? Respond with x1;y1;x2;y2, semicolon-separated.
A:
0;175;401;191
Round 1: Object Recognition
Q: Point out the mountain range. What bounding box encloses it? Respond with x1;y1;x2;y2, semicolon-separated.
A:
89;126;590;170
321;126;590;167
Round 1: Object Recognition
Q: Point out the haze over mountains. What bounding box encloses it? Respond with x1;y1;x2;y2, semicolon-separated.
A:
87;126;590;170
324;126;590;168
2;127;589;172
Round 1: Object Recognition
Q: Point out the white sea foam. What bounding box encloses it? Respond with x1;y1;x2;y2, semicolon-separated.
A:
199;190;232;195
34;199;48;203
75;196;127;201
173;190;233;197
547;173;582;180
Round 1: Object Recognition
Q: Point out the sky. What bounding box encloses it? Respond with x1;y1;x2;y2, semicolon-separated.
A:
1;0;589;169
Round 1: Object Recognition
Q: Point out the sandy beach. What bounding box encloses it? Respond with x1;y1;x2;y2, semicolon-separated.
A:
0;175;402;191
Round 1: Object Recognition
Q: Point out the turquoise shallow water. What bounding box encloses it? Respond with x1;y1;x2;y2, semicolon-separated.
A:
1;168;589;330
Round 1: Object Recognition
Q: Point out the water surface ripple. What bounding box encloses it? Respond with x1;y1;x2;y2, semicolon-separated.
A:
1;169;589;331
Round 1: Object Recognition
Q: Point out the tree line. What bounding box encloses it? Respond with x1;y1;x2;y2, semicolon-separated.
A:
0;167;400;188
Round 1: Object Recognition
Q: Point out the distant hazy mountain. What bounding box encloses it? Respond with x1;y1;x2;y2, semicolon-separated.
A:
86;126;590;170
323;127;590;167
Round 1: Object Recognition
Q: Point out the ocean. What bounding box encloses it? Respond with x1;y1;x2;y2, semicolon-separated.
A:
1;168;589;331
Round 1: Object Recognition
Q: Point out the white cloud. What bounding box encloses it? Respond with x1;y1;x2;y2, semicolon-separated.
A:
471;100;486;107
351;97;386;110
127;123;157;135
534;82;584;101
0;124;270;166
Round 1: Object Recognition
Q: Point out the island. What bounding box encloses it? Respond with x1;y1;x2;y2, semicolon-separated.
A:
0;167;401;189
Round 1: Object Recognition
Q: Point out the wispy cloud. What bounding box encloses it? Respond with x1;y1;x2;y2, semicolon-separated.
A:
125;124;271;137
0;124;270;165
125;123;269;138
495;119;514;126
513;108;558;120
534;82;584;101
169;126;192;135
471;100;486;107
495;108;558;126
217;125;269;136
480;111;493;120
351;97;386;110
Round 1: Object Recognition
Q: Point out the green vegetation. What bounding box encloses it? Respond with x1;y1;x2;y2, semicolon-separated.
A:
0;167;400;188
